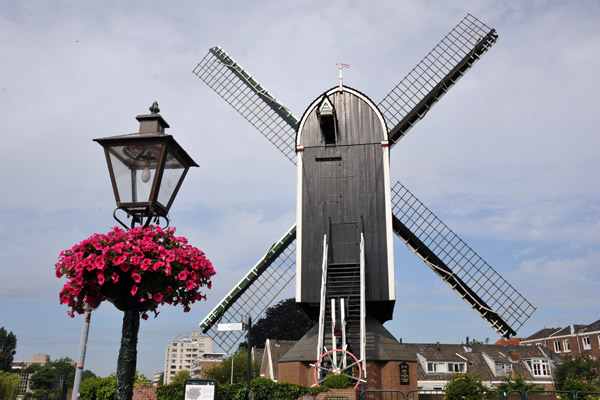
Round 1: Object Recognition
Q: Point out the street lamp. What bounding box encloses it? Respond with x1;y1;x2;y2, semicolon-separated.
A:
85;102;198;400
94;101;198;228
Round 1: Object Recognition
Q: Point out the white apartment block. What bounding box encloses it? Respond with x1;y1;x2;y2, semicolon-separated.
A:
163;331;213;384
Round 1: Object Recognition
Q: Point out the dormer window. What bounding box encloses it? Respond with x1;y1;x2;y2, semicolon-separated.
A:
495;362;512;376
316;96;337;145
523;359;550;377
426;361;466;373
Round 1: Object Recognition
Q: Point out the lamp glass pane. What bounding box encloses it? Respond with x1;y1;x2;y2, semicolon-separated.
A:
157;149;186;208
107;143;163;204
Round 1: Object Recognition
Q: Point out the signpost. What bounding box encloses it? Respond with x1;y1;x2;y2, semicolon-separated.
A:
217;317;253;400
217;322;243;331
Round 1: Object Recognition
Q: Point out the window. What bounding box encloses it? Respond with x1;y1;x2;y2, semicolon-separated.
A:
583;336;591;350
426;362;466;374
524;359;550;377
554;341;562;352
563;339;571;352
448;363;465;373
495;363;512;376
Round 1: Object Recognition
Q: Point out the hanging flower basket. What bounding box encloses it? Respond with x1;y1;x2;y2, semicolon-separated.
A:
55;225;215;319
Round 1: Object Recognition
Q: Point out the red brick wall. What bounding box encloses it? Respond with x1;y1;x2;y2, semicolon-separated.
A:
363;360;418;391
279;361;313;386
132;387;156;400
279;360;418;391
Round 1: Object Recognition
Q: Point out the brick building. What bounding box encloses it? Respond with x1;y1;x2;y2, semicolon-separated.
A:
402;343;560;391
521;319;600;359
269;341;560;390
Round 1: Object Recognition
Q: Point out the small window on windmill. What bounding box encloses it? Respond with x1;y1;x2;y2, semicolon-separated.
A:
316;96;337;145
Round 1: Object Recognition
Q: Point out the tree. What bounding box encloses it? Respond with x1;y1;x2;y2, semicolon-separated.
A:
246;298;316;348
554;355;600;391
0;371;21;400
171;370;190;384
204;349;260;385
444;373;495;400
0;327;17;372
30;358;76;400
80;374;116;400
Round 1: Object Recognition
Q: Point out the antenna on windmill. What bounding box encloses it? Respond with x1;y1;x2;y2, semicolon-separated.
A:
337;63;350;91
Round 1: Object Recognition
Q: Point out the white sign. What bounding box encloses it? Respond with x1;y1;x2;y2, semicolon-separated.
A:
217;322;243;331
185;384;215;400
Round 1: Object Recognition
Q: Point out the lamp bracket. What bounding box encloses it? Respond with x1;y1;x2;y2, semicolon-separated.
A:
113;207;170;231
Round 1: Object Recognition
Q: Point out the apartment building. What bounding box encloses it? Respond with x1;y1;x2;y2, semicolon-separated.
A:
163;331;213;384
521;319;600;359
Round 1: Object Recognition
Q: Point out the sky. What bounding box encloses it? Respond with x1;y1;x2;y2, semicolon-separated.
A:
1;0;599;380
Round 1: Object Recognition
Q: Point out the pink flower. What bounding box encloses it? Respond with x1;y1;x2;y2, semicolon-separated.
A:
56;225;215;319
153;261;165;271
113;255;127;266
141;258;152;271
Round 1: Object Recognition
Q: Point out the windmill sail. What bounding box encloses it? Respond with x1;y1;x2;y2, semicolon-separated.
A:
199;226;296;353
380;13;498;147
193;46;298;163
391;182;535;338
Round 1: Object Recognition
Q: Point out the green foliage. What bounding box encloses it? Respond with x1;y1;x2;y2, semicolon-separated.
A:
214;378;324;400
470;338;490;345
322;373;350;389
0;327;17;372
133;371;152;387
444;373;496;400
495;374;541;394
80;371;152;400
555;355;600;390
561;376;600;395
156;381;184;400
171;370;190;384
81;370;96;382
0;371;21;400
25;364;43;374
29;358;76;400
80;374;116;400
247;298;316;348
204;349;260;385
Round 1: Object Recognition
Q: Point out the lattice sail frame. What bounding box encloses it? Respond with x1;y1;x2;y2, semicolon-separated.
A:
193;46;298;163
391;182;536;337
199;227;296;353
380;13;498;146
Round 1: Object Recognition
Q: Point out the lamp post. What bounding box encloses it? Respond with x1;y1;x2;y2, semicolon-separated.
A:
92;102;198;400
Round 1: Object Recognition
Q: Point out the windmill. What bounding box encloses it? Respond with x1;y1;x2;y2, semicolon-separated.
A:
193;14;536;386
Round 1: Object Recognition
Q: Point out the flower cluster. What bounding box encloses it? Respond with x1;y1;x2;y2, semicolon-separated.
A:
55;225;215;320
